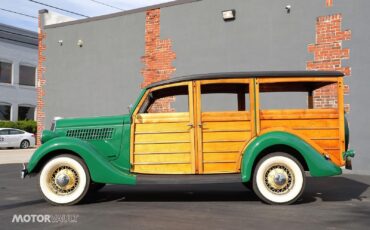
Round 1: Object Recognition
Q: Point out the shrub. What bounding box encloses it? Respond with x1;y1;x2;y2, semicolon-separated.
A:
0;120;37;134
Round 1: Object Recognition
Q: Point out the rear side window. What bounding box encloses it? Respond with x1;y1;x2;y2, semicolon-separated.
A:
259;81;338;110
9;130;24;135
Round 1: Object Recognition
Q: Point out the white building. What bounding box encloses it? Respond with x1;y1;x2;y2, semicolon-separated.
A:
0;23;37;121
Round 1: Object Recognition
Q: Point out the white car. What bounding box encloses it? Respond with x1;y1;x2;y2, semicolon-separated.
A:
0;128;35;149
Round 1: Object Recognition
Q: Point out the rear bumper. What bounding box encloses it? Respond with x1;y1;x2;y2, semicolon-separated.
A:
343;149;355;170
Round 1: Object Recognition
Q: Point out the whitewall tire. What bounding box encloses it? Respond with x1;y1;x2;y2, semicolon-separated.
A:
253;153;305;205
39;154;90;205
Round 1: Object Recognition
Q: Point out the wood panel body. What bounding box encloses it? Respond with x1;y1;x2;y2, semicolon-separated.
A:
131;82;195;174
257;77;345;166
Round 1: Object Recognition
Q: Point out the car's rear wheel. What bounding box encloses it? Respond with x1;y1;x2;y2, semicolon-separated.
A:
253;152;305;205
20;140;30;149
39;154;90;205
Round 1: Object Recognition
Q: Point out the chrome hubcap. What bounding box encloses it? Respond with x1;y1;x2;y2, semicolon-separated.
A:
274;173;287;186
264;165;294;194
56;173;70;187
49;166;79;195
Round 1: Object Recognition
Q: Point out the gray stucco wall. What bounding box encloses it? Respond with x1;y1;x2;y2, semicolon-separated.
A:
43;0;370;173
43;12;146;127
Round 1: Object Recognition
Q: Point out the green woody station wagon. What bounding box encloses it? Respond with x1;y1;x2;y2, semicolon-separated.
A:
22;71;355;205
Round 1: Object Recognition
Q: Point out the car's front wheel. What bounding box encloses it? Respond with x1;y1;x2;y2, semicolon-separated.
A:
20;140;30;149
39;154;90;205
253;152;305;205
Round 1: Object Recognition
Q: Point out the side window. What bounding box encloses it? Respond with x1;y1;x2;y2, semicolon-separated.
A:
201;83;249;112
0;129;10;135
10;130;24;135
259;82;338;110
140;85;189;113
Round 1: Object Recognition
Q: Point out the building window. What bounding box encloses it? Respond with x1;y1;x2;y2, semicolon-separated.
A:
19;65;36;86
0;104;11;120
0;61;12;84
18;106;35;120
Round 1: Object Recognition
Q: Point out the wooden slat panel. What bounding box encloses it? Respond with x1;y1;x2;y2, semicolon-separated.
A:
203;121;251;131
314;139;341;147
135;112;189;123
135;143;191;154
260;108;342;167
203;142;245;152
133;164;192;174
135;122;190;133
260;109;338;120
203;163;238;173
202;131;250;142
261;119;338;128
134;153;191;164
293;129;339;138
135;132;190;143
202;111;251;122
203;153;238;162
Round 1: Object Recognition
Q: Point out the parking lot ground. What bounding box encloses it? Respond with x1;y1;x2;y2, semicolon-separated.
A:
0;148;35;164
0;164;370;230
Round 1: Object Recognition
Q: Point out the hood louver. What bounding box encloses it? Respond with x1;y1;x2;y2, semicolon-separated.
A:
66;128;114;140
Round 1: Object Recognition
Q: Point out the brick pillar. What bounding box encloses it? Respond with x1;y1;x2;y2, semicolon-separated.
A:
36;14;47;145
141;9;176;113
306;14;351;110
326;0;334;7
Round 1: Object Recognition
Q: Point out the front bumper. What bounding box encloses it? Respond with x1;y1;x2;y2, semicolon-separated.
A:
21;163;28;179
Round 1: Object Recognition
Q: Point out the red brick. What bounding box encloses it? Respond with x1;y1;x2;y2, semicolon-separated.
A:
307;13;351;109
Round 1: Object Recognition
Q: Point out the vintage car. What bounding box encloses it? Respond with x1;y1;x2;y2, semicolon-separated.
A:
22;71;355;205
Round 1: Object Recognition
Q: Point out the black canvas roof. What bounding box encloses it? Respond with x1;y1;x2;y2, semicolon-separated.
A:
146;71;344;89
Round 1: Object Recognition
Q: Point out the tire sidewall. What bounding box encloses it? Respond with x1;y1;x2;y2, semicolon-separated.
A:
253;152;305;205
39;154;90;205
20;140;29;149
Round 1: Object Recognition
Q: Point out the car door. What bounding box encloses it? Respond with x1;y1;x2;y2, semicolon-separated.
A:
0;129;10;147
194;79;253;174
9;129;23;147
131;82;196;174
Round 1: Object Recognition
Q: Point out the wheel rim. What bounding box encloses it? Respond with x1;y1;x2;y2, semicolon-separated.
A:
48;165;79;195
40;156;88;204
264;164;294;195
22;141;29;148
255;155;304;204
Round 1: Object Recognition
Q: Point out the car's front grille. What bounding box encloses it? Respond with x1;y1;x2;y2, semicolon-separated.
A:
66;128;114;140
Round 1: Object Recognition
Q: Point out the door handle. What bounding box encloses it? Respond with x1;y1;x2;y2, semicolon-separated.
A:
198;123;203;127
187;123;194;128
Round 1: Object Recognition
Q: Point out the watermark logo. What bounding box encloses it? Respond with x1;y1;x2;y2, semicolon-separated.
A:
12;214;79;224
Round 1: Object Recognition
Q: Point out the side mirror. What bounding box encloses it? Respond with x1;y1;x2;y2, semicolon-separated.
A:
128;104;133;114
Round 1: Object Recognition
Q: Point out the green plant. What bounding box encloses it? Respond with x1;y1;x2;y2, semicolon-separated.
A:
0;120;37;134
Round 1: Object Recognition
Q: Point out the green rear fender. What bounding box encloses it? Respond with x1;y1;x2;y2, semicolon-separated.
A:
27;137;136;185
241;131;342;182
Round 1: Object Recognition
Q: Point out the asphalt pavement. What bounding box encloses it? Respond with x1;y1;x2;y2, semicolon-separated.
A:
0;163;370;230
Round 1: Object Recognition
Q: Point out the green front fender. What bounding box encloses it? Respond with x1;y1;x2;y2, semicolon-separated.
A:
27;137;136;185
241;131;342;182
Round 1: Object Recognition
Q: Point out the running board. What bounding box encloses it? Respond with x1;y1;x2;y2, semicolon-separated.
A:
136;173;242;185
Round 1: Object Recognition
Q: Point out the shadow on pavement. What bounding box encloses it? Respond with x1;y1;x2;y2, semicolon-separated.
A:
81;176;369;205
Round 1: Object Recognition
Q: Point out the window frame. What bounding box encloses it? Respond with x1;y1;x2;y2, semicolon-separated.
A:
18;63;37;87
198;80;251;112
0;103;12;121
18;105;36;120
135;82;192;115
257;77;339;111
0;59;13;85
